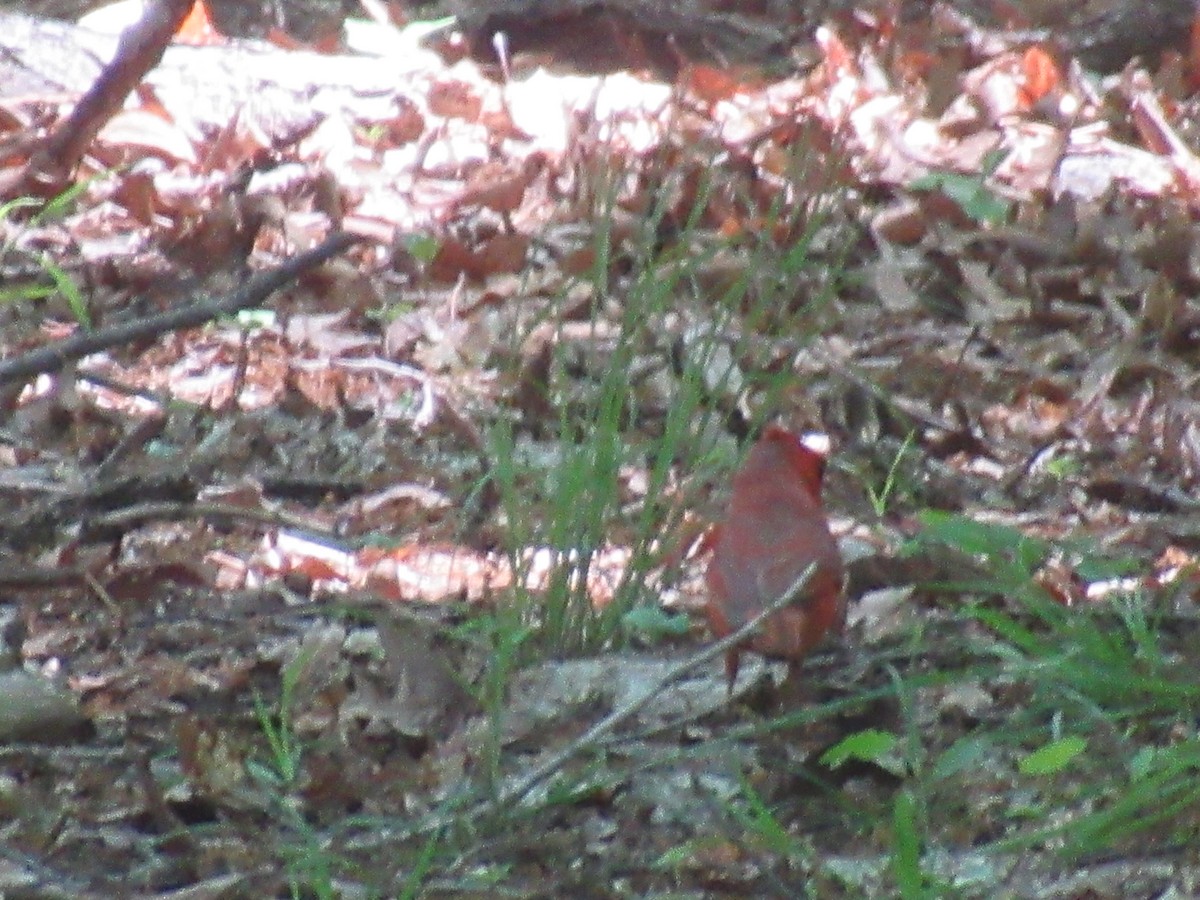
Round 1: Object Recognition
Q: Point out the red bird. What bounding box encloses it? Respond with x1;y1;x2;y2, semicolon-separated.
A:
705;425;846;689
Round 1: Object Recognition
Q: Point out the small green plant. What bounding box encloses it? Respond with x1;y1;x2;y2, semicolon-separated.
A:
822;728;907;777
1042;453;1080;480
396;828;448;900
726;776;811;864
249;653;306;788
483;157;849;669
620;604;691;644
279;822;339;900
1019;735;1087;776
484;182;720;663
245;648;346;899
455;601;533;793
909;152;1011;226
907;510;1200;863
866;430;917;516
890;790;927;899
0;180;97;327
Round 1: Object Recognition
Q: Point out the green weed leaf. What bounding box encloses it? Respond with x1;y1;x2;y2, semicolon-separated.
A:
822;728;899;769
621;605;692;641
910;171;1011;225
1019;735;1086;776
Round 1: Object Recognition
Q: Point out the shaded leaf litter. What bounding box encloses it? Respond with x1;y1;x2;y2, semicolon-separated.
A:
1;1;1200;896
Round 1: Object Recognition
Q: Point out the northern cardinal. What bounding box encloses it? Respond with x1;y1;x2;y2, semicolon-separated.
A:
705;425;845;689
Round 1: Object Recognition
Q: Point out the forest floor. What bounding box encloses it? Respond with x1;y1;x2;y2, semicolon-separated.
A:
1;2;1199;897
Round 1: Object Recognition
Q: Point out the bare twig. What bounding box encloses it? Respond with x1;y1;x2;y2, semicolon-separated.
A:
490;563;815;810
0;500;345;587
0;231;365;386
87;498;341;537
343;565;816;852
36;0;194;178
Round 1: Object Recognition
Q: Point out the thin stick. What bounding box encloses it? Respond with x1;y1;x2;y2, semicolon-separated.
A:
339;566;816;851
491;563;816;810
0;231;364;385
